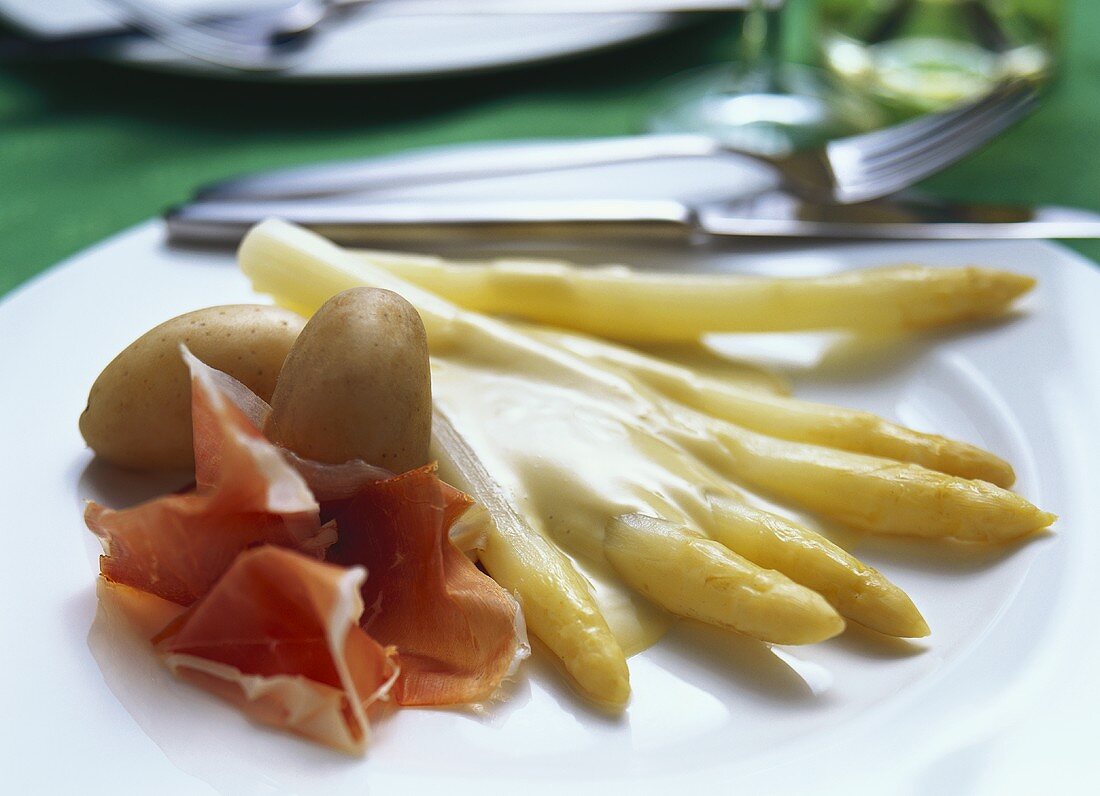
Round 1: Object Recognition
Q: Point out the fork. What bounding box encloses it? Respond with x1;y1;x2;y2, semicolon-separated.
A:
197;79;1040;205
96;0;333;70
775;78;1040;203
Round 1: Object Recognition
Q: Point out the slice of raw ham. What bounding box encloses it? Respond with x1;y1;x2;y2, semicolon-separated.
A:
328;464;528;706
182;355;393;508
179;358;525;703
85;348;334;606
154;546;397;755
97;577;187;639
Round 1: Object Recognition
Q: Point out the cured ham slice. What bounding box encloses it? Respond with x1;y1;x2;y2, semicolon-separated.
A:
328;465;527;706
86;349;333;606
181;355;393;509
97;577;187;639
280;451;393;529
86;348;527;742
154;546;397;755
182;360;524;704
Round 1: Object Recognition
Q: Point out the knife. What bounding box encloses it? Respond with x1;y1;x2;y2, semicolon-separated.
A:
165;193;1100;246
194;137;726;202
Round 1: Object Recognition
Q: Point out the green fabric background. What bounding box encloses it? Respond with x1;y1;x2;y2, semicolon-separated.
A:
1;1;1097;297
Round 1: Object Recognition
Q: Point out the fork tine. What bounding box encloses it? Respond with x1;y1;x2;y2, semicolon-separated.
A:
109;0;233;51
829;81;1023;160
829;80;1039;203
102;0;286;69
859;82;1037;174
868;97;1035;191
865;86;1035;182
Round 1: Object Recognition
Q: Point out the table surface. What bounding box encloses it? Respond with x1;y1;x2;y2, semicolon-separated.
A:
1;1;1097;298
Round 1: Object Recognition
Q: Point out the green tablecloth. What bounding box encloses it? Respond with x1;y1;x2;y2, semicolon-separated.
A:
2;1;1097;297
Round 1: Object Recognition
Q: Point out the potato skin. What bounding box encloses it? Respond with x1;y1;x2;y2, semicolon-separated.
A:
265;287;431;473
79;305;305;471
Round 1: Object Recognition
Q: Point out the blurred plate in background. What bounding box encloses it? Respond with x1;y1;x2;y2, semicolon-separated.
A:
0;0;679;81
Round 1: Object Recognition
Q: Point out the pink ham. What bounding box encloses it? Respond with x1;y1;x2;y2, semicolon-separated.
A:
86;349;527;753
154;546;397;755
86;349;333;606
328;464;527;706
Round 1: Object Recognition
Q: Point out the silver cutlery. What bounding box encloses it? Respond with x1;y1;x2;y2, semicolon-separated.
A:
165;192;1100;246
197;80;1039;204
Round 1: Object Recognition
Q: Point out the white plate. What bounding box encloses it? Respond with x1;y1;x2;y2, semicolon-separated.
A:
0;0;677;81
3;213;1100;793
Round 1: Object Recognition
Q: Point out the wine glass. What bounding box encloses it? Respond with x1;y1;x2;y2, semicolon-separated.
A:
817;0;1062;118
648;0;885;156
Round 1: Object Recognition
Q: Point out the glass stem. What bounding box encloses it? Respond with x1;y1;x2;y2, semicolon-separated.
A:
739;0;786;91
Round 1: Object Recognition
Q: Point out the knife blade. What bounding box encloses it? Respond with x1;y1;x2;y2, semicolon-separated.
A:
195;136;723;201
164;193;1100;246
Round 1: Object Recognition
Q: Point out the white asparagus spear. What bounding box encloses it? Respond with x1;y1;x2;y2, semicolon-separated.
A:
353;249;1035;342
706;496;929;637
433;408;631;708
707;423;1055;543
530;326;1015;486
604;514;845;645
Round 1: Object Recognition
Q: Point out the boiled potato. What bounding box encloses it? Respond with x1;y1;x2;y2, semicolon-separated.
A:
80;305;305;471
265;287;431;473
